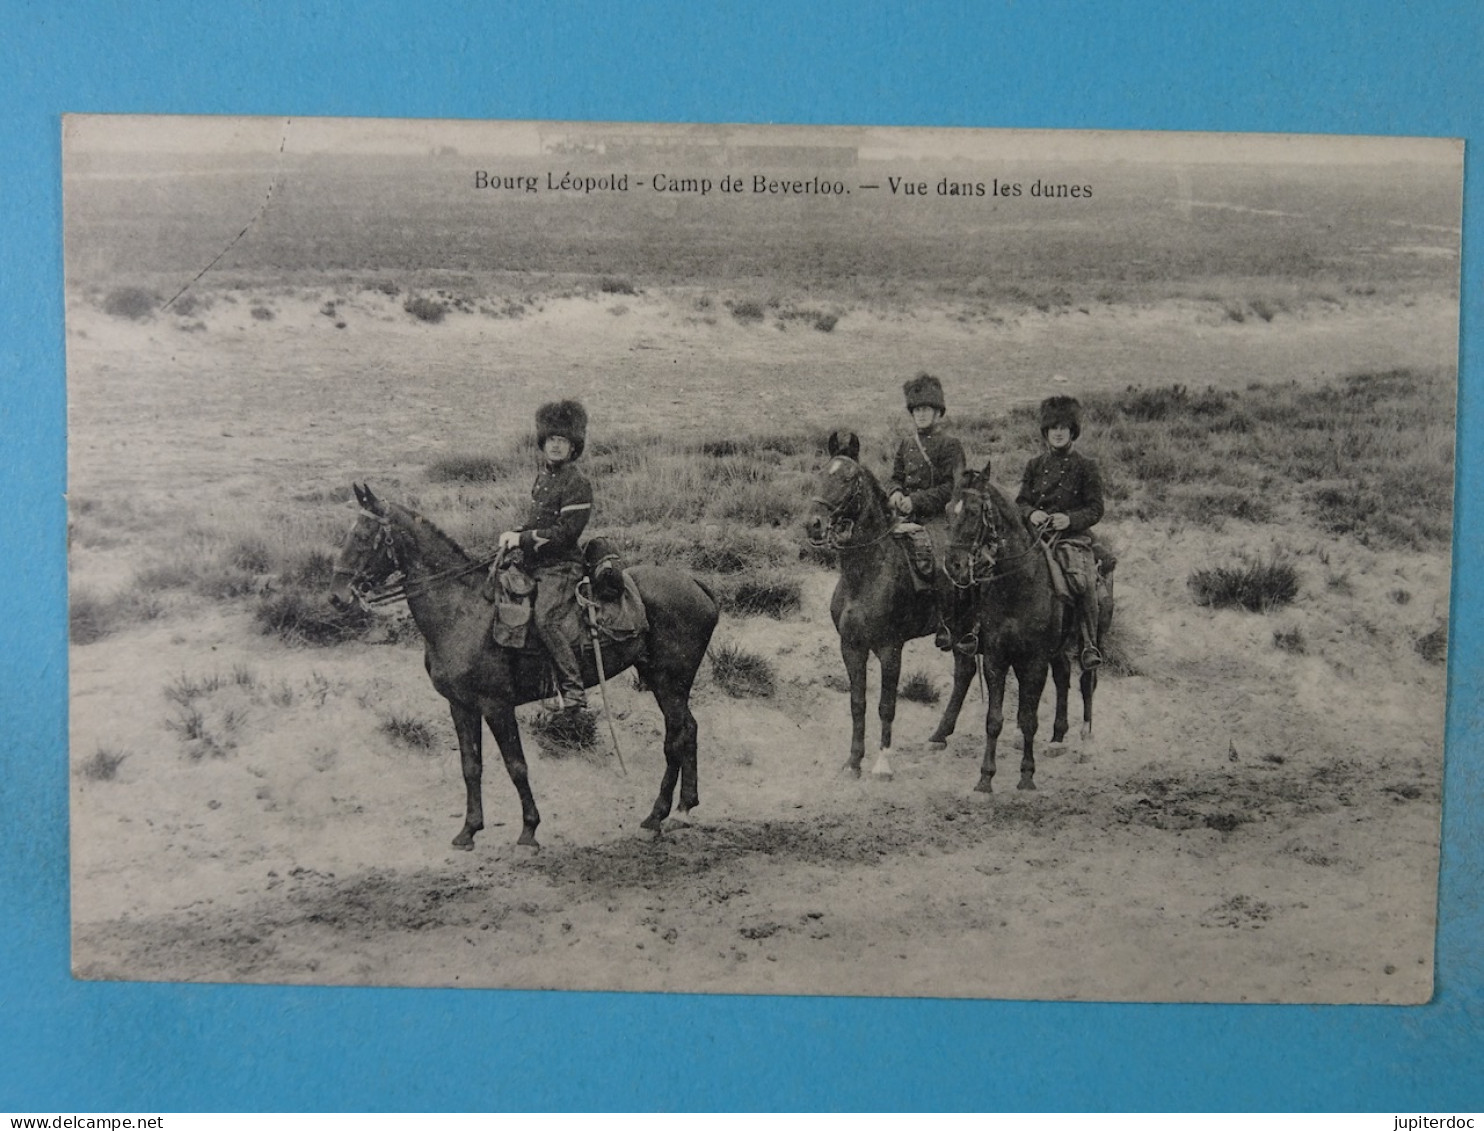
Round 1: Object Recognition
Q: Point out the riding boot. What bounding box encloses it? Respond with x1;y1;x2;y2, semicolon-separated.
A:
1077;589;1102;671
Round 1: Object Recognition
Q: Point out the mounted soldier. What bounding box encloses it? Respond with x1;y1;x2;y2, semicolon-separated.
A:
886;372;973;653
497;399;595;723
1016;394;1106;671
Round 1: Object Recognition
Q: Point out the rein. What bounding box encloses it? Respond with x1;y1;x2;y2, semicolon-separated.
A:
807;465;899;553
339;509;499;606
948;495;1044;589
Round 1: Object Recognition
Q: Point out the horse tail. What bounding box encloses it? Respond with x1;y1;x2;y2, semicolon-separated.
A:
693;576;719;611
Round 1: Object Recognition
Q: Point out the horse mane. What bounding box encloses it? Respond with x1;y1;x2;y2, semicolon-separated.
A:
386;500;475;566
967;477;1033;549
852;459;890;506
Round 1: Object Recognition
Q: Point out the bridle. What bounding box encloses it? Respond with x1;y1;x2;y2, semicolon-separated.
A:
946;489;1042;589
807;459;896;552
333;508;496;607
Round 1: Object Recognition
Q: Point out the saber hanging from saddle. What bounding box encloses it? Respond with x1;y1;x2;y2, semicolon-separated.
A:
577;577;627;776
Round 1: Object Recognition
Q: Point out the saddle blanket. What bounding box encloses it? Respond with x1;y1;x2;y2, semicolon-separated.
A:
587;570;649;641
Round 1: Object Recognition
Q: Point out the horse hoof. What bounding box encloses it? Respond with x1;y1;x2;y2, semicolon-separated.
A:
640;815;664;831
870;769;895;782
1017;778;1037;791
927;737;947;750
973;778;994;794
1080;724;1093;741
1044;742;1066;759
843;762;862;779
452;838;474;852
517;830;540;849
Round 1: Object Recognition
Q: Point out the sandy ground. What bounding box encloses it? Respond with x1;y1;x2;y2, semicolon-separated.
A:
67;287;1449;1002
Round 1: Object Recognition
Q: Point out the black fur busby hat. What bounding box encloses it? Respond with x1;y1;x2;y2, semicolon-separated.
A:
1038;395;1082;441
903;372;946;414
536;399;588;459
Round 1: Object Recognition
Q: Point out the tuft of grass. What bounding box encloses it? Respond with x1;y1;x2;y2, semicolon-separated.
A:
1248;298;1277;323
529;707;599;754
103;286;157;320
427;449;533;483
69;587;166;644
379;712;438;750
249;305;274;321
730;300;766;323
718;573;802;619
69;591;112;645
255;590;373;645
282;549;338;589
709;641;777;698
1097;620;1142;677
403;295;447;323
599;277;636;295
813;312;838;332
1189;554;1299;612
164;671;224;708
78;747;130;782
1272;626;1307;654
899;670;940;705
1415;623;1448;665
230;536;274;574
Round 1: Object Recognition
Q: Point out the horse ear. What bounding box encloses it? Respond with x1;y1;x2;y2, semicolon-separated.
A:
352;483;367;507
361;483;385;515
828;430;861;460
980;458;992;479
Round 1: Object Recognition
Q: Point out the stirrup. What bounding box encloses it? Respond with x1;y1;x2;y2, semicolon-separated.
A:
954;631;980;657
1080;646;1103;670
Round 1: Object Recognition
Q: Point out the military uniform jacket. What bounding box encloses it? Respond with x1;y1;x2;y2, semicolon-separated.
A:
889;427;966;520
518;461;592;567
1017;448;1104;535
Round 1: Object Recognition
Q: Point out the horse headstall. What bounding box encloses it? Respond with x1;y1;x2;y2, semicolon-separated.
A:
945;490;999;587
334;507;402;602
807;462;873;551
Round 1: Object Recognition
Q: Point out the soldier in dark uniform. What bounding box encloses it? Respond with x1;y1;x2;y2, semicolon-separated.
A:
498;399;594;714
887;372;971;652
1016;395;1105;671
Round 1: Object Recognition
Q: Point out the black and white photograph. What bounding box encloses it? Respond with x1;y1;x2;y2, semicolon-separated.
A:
65;115;1460;1003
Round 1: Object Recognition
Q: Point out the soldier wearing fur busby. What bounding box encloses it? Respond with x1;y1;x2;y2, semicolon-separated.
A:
887;372;971;652
498;399;594;714
1017;394;1106;670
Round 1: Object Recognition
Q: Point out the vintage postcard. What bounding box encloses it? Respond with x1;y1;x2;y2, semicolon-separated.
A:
65;116;1460;1002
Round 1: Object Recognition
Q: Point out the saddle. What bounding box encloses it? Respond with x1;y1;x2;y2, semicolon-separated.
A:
891;522;938;591
483;539;649;652
1040;533;1118;605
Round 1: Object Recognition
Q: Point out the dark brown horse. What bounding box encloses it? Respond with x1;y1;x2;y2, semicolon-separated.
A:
328;484;719;849
803;433;976;779
942;463;1113;792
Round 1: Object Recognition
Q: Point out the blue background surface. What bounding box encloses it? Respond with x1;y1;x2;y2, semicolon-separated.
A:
2;0;1480;1111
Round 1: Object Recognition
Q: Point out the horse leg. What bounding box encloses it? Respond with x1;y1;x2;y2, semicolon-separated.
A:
1047;652;1072;751
449;702;485;850
485;702;541;847
640;672;698;831
975;664;1008;793
929;651;976;748
1014;660;1051;791
870;643;902;780
841;641;870;777
1085;580;1111;741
